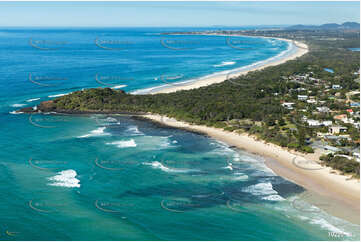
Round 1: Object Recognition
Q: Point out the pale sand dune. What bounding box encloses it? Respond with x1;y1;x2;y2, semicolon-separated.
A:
150;37;308;94
142;112;359;224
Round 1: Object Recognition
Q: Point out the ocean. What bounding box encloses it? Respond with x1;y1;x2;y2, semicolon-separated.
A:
0;27;359;241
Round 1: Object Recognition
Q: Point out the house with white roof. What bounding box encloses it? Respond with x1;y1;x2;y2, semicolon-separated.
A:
298;95;308;101
322;120;333;126
328;126;347;134
307;119;320;126
316;107;330;113
281;102;295;110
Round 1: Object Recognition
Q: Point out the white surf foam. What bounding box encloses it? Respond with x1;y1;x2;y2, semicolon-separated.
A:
242;182;279;196
77;127;110;138
132;38;295;95
48;169;80;188
232;172;249;180
106;139;137;148
126;126;144;136
223;162;233;171
48;93;69;98
11;103;26;107
309;218;351;237
96;117;120;125
143;161;197;173
112;85;127;89
26;98;40;102
213;61;236;67
9;111;23;114
104;117;118;123
262;195;286;201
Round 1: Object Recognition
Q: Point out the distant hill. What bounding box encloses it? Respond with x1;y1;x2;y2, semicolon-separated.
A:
287;22;360;30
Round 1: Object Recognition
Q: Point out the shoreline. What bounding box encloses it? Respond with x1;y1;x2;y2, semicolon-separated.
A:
143;34;308;94
142;114;360;224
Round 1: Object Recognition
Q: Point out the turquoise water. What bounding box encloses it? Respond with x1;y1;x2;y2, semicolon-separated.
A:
0;28;359;240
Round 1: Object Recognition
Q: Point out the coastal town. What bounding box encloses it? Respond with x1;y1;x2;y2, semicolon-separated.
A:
280;70;360;163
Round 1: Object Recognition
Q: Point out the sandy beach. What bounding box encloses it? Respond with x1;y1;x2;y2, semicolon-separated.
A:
137;36;360;223
142;114;360;224
148;36;308;94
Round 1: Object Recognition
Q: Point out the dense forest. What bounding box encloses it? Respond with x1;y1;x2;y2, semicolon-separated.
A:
30;29;360;177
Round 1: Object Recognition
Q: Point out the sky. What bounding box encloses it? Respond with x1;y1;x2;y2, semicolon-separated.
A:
0;1;359;27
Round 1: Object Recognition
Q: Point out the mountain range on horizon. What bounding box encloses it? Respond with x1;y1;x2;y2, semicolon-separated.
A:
286;21;360;30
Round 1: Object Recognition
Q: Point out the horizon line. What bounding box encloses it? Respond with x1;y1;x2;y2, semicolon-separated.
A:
0;22;358;28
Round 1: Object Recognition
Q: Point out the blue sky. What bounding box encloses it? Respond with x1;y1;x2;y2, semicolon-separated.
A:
0;1;359;27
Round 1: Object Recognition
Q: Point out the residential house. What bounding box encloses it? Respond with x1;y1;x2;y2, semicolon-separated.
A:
298;95;308;101
332;84;342;89
346;109;354;115
334;114;347;121
281;102;295;110
322;120;333;126
328;125;347;134
350;102;360;107
307;119;320;126
316;107;330;113
307;99;317;104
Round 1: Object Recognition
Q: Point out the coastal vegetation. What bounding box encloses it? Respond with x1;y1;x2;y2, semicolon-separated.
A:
29;29;360;177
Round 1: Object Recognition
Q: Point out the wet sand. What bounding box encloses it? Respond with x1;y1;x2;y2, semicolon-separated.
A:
142;114;360;224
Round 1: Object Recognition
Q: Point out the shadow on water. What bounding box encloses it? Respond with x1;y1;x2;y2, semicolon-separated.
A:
110;176;305;212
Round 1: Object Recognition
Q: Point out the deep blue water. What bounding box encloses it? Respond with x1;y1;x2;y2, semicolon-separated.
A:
0;27;359;241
